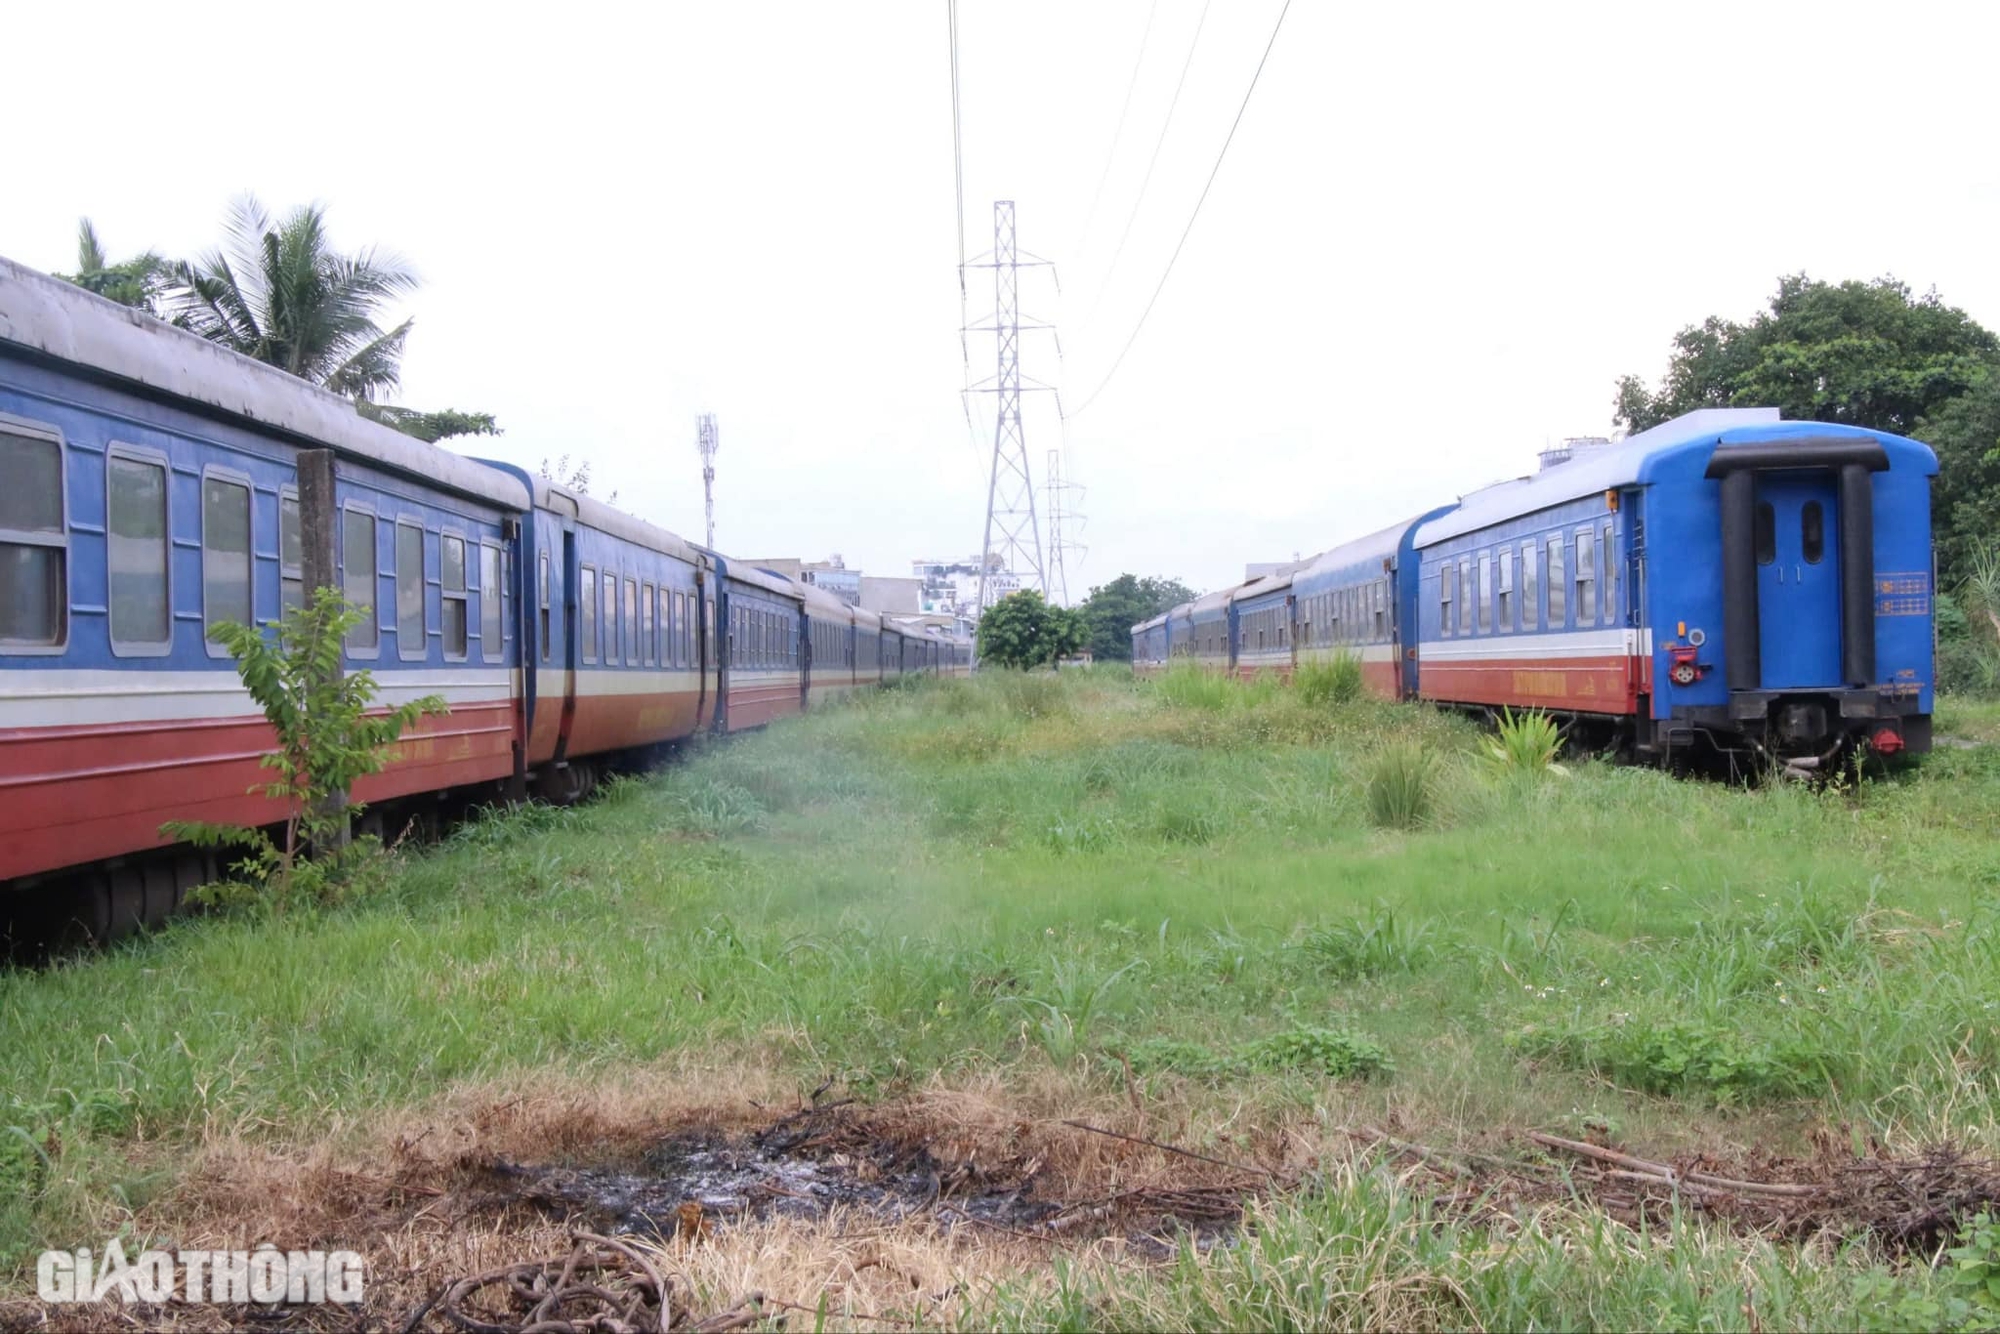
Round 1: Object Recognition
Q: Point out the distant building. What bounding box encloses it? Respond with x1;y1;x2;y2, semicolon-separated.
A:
859;575;922;615
743;554;864;605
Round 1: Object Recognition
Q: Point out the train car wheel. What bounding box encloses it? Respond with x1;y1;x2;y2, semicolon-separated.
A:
141;861;179;929
103;866;146;942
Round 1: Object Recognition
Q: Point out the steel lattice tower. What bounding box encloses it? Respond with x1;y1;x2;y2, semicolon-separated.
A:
965;201;1056;615
1045;448;1086;607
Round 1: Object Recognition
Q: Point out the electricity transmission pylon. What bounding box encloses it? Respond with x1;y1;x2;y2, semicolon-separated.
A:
963;201;1059;615
1046;447;1086;606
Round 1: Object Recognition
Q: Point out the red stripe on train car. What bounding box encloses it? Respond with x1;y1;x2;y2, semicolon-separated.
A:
1419;655;1640;714
0;703;515;881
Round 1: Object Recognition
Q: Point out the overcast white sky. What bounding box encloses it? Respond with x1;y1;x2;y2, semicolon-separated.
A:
8;1;1999;597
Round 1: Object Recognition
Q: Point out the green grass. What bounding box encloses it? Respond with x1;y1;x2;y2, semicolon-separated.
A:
5;669;2000;1328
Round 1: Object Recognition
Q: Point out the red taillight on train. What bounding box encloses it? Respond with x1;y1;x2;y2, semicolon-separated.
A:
1667;642;1705;687
1870;726;1905;756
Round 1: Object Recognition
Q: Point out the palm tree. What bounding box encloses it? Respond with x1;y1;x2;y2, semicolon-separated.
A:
164;196;419;400
61;219;168;310
161;196;495;440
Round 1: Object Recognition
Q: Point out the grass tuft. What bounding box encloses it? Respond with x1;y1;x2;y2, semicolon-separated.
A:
1366;743;1434;829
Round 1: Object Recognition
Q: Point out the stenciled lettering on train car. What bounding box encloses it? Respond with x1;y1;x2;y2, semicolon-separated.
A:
1513;669;1566;696
1875;571;1931;617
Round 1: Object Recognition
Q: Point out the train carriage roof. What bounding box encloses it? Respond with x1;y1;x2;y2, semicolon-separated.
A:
1189;587;1235;619
1230;569;1295;608
1408;409;1934;547
1295;516;1423;591
531;478;702;562
0;255;529;512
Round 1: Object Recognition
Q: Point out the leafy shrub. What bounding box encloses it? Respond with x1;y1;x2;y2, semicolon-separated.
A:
1484;707;1567;775
1514;1016;1813;1105
1366;744;1433;830
1296;653;1364;707
1121;1038;1242;1081
1246;1026;1393;1079
1119;1027;1391;1082
1300;907;1435;979
1854;1211;2000;1331
166;588;446;908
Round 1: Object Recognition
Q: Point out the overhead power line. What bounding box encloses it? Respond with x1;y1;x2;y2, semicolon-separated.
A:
1066;0;1293;421
1074;0;1161;261
1078;0;1213;339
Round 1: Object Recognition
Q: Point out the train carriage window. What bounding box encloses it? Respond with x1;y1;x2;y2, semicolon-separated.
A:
1457;560;1473;636
395;522;425;660
1495;553;1513;633
0;422;67;648
341;507;378;653
1602;521;1617;622
1755;504;1776;565
1477;554;1493;634
624;578;638;665
538;553;552;662
1546;537;1567;627
483;544;505;662
1574;528;1596;627
641;583;655;666
603;576;616;667
279;490;303;613
200;473;252;650
441;534;468;659
108;451;171;653
1520;542;1539;631
1375;579;1388;640
1801;503;1824;564
580;566;598;663
1438;564;1453;637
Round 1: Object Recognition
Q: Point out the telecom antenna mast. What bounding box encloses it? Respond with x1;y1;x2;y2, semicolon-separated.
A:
697;413;719;549
964;200;1058;615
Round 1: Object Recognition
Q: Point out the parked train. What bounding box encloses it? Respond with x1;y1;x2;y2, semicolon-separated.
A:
1135;410;1936;767
0;255;970;941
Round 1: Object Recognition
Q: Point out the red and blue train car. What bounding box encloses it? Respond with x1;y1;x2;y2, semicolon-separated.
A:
0;254;969;940
1412;408;1935;763
1137;408;1936;766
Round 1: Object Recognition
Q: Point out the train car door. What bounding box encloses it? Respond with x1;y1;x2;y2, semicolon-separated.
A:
1754;474;1843;688
693;561;711;731
553;527;580;766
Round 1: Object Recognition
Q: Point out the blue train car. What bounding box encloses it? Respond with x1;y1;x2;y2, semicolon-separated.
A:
1291;510;1454;698
1132;612;1171;674
0;255;528;934
1230;571;1295;679
1412;409;1936;764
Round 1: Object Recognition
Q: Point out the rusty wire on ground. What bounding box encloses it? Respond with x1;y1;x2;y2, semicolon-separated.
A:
420;1230;761;1334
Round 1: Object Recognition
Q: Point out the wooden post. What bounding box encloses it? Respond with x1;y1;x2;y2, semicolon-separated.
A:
296;449;350;849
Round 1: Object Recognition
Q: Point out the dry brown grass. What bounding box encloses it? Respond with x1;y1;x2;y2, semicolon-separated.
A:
2;1063;1320;1331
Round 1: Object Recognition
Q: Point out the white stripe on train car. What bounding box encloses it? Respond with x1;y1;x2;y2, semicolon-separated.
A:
0;668;513;729
1419;629;1643;662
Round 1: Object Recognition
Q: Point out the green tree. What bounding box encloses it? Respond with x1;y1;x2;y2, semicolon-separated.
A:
57;218;167;310
1918;372;2000;584
1076;573;1198;661
1614;275;2000;437
161;196;499;442
977;590;1085;670
166;589;446;905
